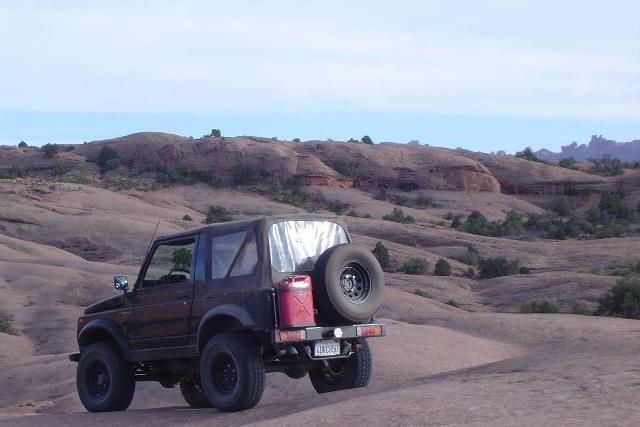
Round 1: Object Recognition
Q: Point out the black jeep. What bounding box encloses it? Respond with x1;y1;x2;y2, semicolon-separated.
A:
70;215;385;412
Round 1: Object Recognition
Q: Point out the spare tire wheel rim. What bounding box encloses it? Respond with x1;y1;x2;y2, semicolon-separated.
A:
339;262;371;304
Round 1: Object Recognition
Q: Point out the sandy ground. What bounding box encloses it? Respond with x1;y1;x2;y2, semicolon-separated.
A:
1;179;639;425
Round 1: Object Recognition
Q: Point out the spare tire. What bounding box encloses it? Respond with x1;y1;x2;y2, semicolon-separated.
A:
312;244;384;324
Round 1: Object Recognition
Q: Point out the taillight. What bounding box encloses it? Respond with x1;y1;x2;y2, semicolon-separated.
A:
356;325;382;337
278;329;307;342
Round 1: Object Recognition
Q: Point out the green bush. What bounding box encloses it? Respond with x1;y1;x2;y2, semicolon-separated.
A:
0;319;10;334
18;141;28;148
596;276;640;319
570;304;592;316
589;156;624;176
233;164;259;185
479;257;523;279
0;167;24;179
292;138;301;142
371;241;390;271
414;289;428;297
446;299;459;307
172;247;192;267
462;246;480;265
551;197;571;217
361;135;373;144
182;214;192;221
558;157;577;170
326;200;350;215
520;300;558;313
96;146;119;171
52;163;70;177
209;129;222;138
434;259;452;276
203;205;234;224
402;257;429;275
330;159;353;177
374;187;387;201
41;143;59;158
383;208;415;224
519;266;530;274
515;147;546;164
455;210;523;237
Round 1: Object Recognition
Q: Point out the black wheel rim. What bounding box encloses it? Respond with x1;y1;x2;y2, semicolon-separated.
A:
87;360;110;400
212;353;238;395
340;262;371;304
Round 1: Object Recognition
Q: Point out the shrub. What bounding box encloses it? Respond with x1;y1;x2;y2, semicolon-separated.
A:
326;199;350;215
551;197;571;217
519;266;530;274
96;146;119;171
361;135;373;144
204;205;233;224
589;156;624;176
414;289;429;297
292;138;301;142
371;241;390;271
570;304;592;316
172;247;192;267
383;208;415;224
402;257;429;275
478;257;523;279
374;187;387;201
233;164;259;185
209;129;222;138
558;157;577;170
446;299;459;307
52;163;70;177
462;246;480;265
18;141;28;148
465;267;475;278
596;276;640;319
0;319;10;334
0;167;24;179
330;159;353;177
41;143;59;158
515;147;543;163
182;214;193;221
455;210;523;237
434;259;452;276
520;300;559;313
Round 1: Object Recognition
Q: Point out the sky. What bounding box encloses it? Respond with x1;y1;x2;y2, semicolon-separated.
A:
0;0;638;152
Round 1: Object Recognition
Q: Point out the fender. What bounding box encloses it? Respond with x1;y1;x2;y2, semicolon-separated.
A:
77;318;130;358
196;304;256;350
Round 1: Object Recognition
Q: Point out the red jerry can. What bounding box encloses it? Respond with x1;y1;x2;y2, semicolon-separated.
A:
277;275;316;327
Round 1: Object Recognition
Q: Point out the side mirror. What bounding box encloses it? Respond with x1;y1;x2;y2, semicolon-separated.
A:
114;275;129;292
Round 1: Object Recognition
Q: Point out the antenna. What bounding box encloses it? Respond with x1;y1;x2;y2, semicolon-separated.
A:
144;220;161;258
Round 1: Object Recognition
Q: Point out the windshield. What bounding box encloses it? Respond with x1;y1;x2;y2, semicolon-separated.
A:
268;220;348;272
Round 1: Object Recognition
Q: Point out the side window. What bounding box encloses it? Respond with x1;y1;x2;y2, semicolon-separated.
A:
230;234;258;277
211;231;247;279
142;238;195;287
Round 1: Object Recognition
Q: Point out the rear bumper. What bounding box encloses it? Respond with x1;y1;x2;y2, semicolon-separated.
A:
271;322;385;344
69;352;80;362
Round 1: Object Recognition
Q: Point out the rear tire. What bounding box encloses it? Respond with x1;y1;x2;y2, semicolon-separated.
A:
309;339;372;393
199;332;265;412
76;342;135;412
312;244;385;324
180;379;212;408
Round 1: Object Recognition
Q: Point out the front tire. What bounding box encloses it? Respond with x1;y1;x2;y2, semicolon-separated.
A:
76;342;135;412
199;332;265;412
180;379;213;408
309;339;372;393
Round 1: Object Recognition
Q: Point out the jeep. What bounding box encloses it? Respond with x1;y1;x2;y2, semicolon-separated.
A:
70;215;385;412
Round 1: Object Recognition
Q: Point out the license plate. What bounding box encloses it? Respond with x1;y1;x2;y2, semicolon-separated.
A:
314;340;340;357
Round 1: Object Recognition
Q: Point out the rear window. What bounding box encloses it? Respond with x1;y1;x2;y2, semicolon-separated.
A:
211;232;247;279
268;220;348;272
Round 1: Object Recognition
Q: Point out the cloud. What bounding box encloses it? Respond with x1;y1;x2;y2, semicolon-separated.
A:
0;0;638;120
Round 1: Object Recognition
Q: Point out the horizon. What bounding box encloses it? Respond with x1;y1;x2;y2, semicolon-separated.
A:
1;1;639;152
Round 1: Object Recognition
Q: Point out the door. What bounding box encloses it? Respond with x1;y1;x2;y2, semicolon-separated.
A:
131;236;197;349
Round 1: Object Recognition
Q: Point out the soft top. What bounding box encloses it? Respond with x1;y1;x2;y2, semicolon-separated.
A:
155;214;348;242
